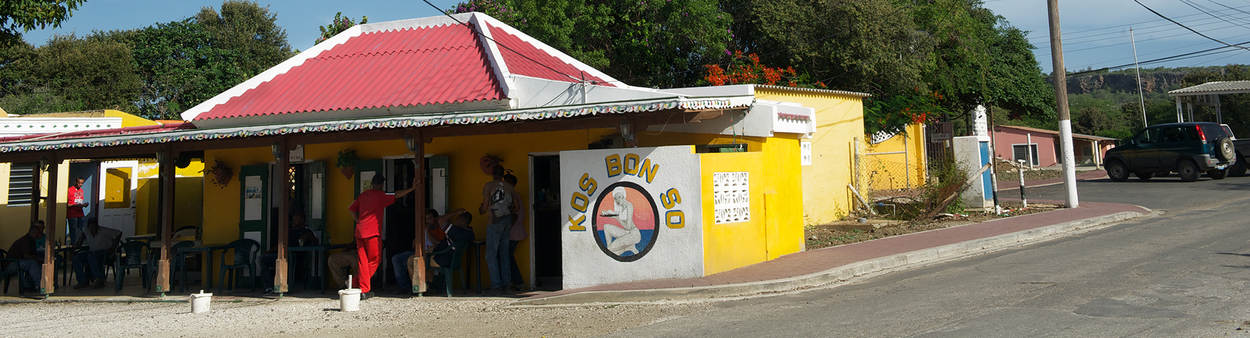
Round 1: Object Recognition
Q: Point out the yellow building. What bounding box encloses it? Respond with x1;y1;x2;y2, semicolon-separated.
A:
0;110;202;248
0;13;873;295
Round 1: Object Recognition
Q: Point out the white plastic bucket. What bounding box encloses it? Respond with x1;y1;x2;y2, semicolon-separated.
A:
339;288;361;312
190;290;212;314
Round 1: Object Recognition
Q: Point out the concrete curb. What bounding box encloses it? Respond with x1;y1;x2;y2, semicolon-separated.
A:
512;209;1150;307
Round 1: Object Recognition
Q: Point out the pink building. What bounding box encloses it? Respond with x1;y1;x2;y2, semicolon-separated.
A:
992;125;1117;167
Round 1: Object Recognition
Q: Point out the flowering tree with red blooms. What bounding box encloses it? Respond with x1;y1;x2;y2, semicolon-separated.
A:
701;50;826;89
864;89;944;134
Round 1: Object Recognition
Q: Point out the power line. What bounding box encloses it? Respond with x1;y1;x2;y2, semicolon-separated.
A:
1068;39;1250;76
1133;0;1250;53
418;0;598;85
1025;3;1250;42
1178;0;1250;28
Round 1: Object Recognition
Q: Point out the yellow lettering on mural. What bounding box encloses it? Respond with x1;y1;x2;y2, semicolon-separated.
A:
571;191;589;213
623;153;640;176
660;188;682;209
638;158;659;183
665;210;685;229
605;154;622;177
578;173;598;196
568;214;587;231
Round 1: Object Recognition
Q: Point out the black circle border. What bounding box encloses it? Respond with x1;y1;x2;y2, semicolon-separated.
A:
590;181;661;262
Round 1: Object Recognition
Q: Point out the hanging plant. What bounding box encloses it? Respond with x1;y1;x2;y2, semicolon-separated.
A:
201;160;233;188
337;149;359;179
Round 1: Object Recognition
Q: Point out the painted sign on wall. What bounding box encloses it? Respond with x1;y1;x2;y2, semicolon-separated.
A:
561;146;704;289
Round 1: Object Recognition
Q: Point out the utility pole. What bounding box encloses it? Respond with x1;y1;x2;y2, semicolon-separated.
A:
1047;0;1079;208
1131;27;1148;128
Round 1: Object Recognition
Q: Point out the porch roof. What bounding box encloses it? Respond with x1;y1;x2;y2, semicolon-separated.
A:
1168;80;1250;97
0;96;748;157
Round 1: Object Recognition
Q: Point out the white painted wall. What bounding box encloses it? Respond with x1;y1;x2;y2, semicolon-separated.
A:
0;117;123;137
560;146;704;289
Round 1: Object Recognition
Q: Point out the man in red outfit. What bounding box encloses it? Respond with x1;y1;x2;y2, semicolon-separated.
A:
349;174;416;298
66;177;88;244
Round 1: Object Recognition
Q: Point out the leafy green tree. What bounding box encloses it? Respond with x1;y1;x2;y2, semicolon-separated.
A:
1073;106;1114;136
452;0;732;88
109;20;248;119
316;12;366;44
194;1;292;79
0;35;141;114
0;0;85;45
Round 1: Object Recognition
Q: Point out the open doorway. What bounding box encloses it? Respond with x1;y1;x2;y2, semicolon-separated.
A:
530;155;561;290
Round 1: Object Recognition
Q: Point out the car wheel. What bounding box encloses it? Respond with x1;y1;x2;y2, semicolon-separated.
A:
1209;169;1227;180
1216;138;1236;162
1107;161;1129;182
1136;171;1152;181
1178;160;1200;182
1230;154;1247;177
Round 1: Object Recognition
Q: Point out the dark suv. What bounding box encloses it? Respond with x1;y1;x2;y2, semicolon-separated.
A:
1104;122;1237;182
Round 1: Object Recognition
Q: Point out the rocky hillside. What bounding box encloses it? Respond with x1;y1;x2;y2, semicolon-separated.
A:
1064;70;1190;95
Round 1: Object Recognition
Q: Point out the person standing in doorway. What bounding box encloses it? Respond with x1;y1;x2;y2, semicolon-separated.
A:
502;172;527;291
67;177;87;245
480;164;517;295
350;174;417;299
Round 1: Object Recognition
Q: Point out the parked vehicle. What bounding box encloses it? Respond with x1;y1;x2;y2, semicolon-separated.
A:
1104;122;1237;182
1219;123;1250;177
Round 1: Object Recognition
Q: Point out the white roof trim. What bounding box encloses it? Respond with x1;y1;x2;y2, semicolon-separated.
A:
470;13;514;107
179;25;365;121
474;13;627;87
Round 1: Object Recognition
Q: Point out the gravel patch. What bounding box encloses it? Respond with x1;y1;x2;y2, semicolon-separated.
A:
0;296;710;337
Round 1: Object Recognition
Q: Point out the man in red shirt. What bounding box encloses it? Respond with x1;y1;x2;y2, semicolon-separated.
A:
66;177;88;244
349;174;416;298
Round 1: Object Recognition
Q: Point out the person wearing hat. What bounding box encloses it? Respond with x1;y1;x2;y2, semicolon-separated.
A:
349;174;417;298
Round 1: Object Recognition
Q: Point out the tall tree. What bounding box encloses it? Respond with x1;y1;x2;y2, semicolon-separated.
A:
111;20;248;119
194;1;292;79
0;35;141;114
451;0;732;88
0;0;85;46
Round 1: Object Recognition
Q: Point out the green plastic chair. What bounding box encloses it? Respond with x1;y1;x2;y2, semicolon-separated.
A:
219;239;261;292
430;236;472;297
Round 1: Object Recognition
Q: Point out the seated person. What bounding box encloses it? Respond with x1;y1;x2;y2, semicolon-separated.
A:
262;213;322;292
328;244;358;289
72;219;121;289
392;208;469;293
6;222;46;295
425;212;476;291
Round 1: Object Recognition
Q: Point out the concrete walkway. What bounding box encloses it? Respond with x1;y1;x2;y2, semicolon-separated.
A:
515;201;1149;306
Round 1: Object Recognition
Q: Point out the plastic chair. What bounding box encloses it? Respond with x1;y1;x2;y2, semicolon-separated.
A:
115;240;151;292
170;241;196;292
0;249;16;295
219;239;260;292
431;236;473;297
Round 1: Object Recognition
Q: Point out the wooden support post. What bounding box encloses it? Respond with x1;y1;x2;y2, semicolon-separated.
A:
409;132;427;295
41;160;58;296
155;151;174;294
29;161;41;230
274;141;290;294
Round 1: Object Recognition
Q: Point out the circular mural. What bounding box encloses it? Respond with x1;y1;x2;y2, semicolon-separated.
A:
592;182;660;262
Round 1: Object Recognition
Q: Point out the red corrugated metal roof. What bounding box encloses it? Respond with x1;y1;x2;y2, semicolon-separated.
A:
0;122;192;144
487;23;613;86
194;23;505;121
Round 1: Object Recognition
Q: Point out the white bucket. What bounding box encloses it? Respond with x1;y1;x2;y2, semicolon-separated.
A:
339;288;361;312
190;290;212;314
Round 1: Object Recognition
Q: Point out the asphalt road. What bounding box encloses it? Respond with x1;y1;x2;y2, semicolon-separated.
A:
613;174;1250;337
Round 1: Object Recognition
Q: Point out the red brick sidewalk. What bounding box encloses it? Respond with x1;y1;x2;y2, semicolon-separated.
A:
522;201;1146;301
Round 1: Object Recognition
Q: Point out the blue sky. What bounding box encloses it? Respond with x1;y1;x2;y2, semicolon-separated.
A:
21;0;1250;74
21;0;449;51
984;0;1250;73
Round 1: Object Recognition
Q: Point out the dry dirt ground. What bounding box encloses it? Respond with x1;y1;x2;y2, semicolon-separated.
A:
0;296;711;337
805;201;1060;249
